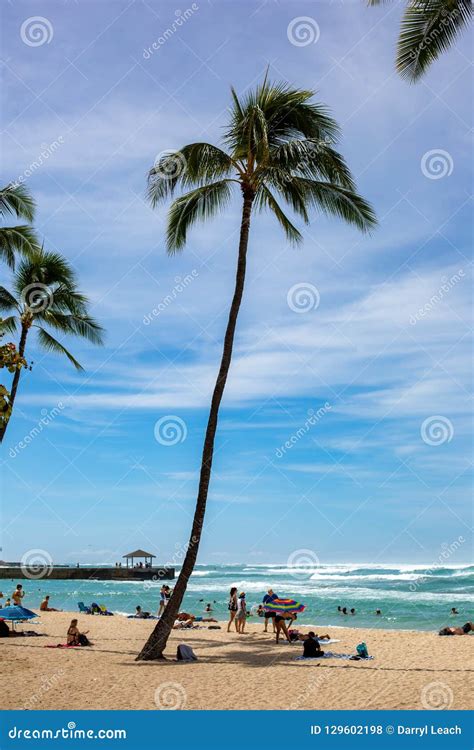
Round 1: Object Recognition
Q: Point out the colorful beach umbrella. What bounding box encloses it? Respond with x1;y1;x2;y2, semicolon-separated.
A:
263;598;305;614
0;605;38;622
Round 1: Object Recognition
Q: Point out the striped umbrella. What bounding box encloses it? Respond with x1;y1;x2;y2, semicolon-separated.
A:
263;598;305;614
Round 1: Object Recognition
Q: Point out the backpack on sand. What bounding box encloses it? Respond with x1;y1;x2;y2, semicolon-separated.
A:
177;643;197;661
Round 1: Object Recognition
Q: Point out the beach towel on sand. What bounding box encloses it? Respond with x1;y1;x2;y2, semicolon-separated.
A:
295;652;374;661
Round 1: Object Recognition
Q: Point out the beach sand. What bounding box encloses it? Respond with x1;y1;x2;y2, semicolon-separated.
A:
1;611;472;711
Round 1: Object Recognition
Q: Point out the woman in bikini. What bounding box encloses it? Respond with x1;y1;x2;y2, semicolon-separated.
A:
227;587;238;632
275;612;297;644
67;619;92;646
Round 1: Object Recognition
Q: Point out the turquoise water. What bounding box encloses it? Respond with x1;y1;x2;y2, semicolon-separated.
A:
2;563;473;631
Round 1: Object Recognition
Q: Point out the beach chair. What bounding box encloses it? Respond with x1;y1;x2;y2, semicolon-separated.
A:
78;602;91;614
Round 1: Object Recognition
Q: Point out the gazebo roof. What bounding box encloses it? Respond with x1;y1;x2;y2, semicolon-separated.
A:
122;549;156;559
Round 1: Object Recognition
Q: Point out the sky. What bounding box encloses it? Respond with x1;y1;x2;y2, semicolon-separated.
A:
1;0;472;567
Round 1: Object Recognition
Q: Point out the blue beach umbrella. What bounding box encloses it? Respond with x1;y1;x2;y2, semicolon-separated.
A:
0;605;38;623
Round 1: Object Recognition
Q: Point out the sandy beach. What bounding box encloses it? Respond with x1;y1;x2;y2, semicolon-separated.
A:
1;611;472;711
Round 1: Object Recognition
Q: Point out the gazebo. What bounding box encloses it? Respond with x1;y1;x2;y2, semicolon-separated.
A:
122;549;156;569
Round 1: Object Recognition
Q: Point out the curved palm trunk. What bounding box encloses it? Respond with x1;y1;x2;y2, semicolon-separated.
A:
136;190;254;660
0;324;28;443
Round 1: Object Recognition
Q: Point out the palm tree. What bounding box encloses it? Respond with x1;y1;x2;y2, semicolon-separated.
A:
369;0;472;82
0;183;40;268
136;77;377;661
0;249;104;441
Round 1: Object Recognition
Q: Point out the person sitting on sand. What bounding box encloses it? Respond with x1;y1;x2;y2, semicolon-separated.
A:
439;622;473;636
450;607;459;616
67;619;92;646
40;595;61;612
275;612;297;644
4;598;11;607
302;632;325;658
235;592;247;634
12;585;24;606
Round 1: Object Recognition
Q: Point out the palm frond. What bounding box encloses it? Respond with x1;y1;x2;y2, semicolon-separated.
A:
0;286;20;313
13;250;76;297
0;315;19;334
40;310;104;345
166;180;233;252
36;327;84;371
268;140;356;189
293;178;377;232
0;226;40;268
398;0;472;81
256;186;303;245
0;183;36;222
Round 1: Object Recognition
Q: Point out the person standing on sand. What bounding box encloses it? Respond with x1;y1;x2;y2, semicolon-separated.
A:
12;584;24;606
235;592;247;634
262;588;277;633
227;587;238;632
275;612;296;644
158;585;170;617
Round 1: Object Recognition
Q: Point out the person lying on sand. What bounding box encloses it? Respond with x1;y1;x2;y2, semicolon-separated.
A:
302;632;325;658
40;596;61;612
439;622;473;636
67;619;92;646
135;606;151;619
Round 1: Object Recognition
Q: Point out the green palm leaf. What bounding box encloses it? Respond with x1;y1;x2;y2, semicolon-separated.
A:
36;327;84;371
0;226;40;268
0;183;36;222
256;186;303;245
167;181;233;252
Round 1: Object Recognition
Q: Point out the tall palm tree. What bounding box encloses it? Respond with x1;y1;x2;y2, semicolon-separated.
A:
369;0;472;82
136;77;377;661
0;249;104;441
0;183;40;268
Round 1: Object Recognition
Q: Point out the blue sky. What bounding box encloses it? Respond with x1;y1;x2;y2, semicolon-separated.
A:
1;0;472;566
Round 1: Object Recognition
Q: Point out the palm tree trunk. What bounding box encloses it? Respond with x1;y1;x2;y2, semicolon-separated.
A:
0;324;28;443
136;190;255;660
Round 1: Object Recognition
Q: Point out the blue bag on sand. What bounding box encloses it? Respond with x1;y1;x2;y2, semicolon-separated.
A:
356;642;369;658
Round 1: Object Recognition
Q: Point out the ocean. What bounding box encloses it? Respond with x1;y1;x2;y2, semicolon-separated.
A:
3;563;473;632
